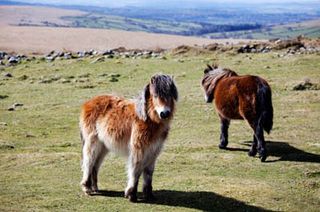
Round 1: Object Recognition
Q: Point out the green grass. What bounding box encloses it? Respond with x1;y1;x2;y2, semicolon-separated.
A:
0;52;319;211
65;14;199;35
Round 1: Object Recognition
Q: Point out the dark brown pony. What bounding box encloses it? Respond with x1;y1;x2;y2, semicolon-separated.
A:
201;64;273;162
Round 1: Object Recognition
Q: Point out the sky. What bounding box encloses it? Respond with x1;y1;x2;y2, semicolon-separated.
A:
9;0;320;7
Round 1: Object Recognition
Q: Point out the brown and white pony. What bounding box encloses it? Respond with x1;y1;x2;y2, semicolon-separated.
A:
79;74;178;202
201;64;273;162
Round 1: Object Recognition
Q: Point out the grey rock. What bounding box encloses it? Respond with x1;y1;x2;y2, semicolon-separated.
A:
64;53;72;59
8;102;23;111
13;103;23;107
4;72;13;77
151;52;160;57
26;133;36;138
77;51;86;58
102;50;114;55
143;51;152;55
59;78;71;83
0;51;7;60
8;56;19;64
0;122;7;126
8;107;15;111
46;56;55;62
106;54;114;59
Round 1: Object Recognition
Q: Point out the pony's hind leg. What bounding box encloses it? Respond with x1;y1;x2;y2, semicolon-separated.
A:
91;142;108;192
219;116;230;149
248;135;258;157
250;119;267;162
81;133;99;195
246;114;267;161
255;125;267;162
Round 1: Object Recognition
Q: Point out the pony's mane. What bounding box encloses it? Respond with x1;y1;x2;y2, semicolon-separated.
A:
202;64;238;102
202;65;238;88
151;74;178;101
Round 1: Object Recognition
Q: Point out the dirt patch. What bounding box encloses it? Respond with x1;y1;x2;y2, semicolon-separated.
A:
0;25;242;54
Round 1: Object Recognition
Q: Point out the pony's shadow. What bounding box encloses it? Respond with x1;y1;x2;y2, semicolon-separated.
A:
93;190;272;211
239;140;320;163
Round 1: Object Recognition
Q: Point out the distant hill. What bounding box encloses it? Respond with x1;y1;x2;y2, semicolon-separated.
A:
1;0;320;39
1;6;236;54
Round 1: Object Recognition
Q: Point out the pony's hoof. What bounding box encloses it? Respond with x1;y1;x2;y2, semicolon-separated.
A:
125;188;137;202
260;155;267;162
248;150;257;157
128;194;137;202
81;182;93;195
81;186;93;195
259;149;267;162
218;144;227;149
91;184;99;193
259;152;267;162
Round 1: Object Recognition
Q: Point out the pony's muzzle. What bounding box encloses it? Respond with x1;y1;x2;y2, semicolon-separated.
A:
160;110;171;119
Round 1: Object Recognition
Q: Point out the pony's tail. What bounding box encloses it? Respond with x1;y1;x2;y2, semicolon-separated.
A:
257;80;273;134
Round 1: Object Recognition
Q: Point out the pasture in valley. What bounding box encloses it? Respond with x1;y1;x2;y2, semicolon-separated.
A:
0;5;238;54
0;46;319;211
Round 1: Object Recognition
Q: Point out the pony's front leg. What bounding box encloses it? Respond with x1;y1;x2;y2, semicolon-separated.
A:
142;161;156;201
219;116;230;149
125;149;144;202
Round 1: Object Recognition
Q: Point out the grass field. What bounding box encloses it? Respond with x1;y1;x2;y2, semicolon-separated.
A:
0;51;319;211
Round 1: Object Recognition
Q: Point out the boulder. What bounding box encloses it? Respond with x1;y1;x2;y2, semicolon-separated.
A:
0;51;7;60
3;72;13;77
8;56;19;64
8;102;23;111
102;50;114;55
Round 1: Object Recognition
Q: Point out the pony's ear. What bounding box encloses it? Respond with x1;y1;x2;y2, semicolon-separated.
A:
136;84;150;121
150;74;158;84
212;63;219;69
204;64;212;74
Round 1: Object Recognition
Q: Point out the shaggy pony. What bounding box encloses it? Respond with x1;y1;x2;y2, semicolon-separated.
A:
79;74;178;202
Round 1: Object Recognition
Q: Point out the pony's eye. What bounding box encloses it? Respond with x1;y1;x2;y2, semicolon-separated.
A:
154;95;159;98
